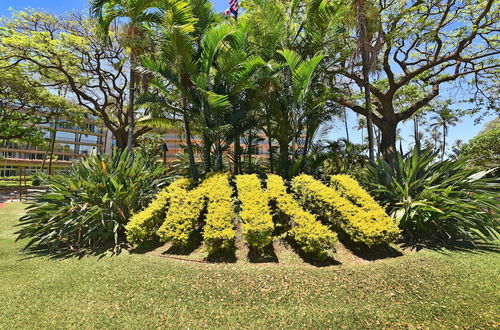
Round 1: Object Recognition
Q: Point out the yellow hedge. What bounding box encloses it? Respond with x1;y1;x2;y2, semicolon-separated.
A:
235;174;274;249
292;174;399;246
201;173;236;253
125;178;192;245
156;183;206;246
267;174;337;256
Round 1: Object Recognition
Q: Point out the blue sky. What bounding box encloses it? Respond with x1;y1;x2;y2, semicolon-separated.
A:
1;0;494;151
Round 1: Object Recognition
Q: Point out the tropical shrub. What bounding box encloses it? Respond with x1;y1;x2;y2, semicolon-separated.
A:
202;173;236;253
267;174;337;257
126;178;192;245
235;174;274;249
330;174;393;223
366;148;500;244
16;150;166;252
156;182;206;246
292;174;399;246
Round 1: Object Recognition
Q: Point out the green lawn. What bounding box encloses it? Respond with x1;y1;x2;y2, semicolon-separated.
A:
0;180;32;188
0;202;499;329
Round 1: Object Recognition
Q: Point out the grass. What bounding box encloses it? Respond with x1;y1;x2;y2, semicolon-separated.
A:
0;180;32;187
1;202;499;329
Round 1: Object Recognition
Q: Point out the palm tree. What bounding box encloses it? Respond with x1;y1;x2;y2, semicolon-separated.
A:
353;0;377;162
354;115;367;145
139;0;238;176
430;102;460;160
90;0;163;152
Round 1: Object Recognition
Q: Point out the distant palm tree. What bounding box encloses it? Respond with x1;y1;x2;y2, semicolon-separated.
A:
90;0;163;152
430;102;460;160
354;115;367;145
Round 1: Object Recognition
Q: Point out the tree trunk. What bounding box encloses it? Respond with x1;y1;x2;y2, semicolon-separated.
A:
214;140;223;171
344;107;350;143
234;134;240;175
266;117;274;174
300;128;310;173
413;116;420;150
379;120;397;162
48;119;58;176
183;114;199;182
246;133;253;172
127;55;136;153
442;125;446;161
357;0;375;162
202;132;211;175
278;140;289;179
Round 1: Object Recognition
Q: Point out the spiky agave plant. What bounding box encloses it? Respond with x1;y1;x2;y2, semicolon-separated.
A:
16;150;167;253
365;147;499;244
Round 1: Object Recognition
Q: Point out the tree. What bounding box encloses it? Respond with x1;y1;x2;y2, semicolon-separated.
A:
243;0;346;177
0;11;151;149
354;0;377;161
90;0;163;152
0;62;72;143
460;118;500;169
330;0;499;161
430;100;460;160
139;0;238;176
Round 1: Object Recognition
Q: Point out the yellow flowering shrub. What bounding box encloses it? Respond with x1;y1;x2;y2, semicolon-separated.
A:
292;174;399;246
156;183;206;246
125;178;192;245
201;173;236;253
267;174;337;256
235;174;274;249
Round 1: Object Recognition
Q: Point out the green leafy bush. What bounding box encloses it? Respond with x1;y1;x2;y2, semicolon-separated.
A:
292;174;399;247
235;174;274;249
126;178;193;246
16;150;166;253
267;174;337;257
365;147;499;244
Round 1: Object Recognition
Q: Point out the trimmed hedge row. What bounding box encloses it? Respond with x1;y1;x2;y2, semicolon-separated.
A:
292;174;399;246
267;174;337;256
156;180;205;246
235;174;274;249
202;173;236;253
125;178;193;245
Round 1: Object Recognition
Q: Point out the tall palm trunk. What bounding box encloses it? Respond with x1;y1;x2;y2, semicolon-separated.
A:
202;132;211;175
247;133;253;172
300;127;310;172
442;124;446;161
48;119;58;176
413;116;420;150
344;107;350;143
357;0;375;162
266;112;274;174
234;134;241;175
183;112;199;182
127;52;136;152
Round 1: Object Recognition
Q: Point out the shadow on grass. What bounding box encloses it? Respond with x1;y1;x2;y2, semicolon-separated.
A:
338;233;403;261
205;248;237;263
18;243;118;261
285;238;340;267
163;230;204;256
247;244;278;263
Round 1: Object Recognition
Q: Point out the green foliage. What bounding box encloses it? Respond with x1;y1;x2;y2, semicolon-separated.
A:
365;147;500;244
460;120;500;170
267;174;337;257
156;180;206;246
202;173;236;253
292;174;399;247
126;178;193;245
31;171;49;186
16;150;166;253
235;174;274;249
